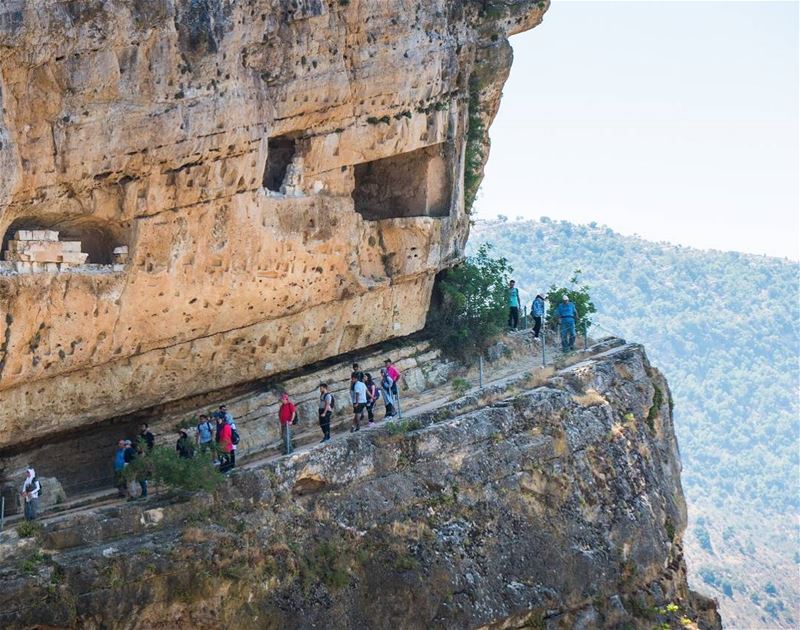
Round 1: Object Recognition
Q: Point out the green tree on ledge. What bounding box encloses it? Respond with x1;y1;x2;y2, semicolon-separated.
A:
426;244;511;359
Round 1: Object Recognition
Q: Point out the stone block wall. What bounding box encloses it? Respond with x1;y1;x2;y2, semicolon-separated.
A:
3;230;88;272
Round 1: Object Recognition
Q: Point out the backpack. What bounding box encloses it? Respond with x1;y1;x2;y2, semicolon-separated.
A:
320;391;335;411
31;476;42;498
231;427;240;445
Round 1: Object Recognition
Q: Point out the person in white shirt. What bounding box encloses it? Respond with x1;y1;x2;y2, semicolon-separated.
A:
350;372;367;432
20;467;41;521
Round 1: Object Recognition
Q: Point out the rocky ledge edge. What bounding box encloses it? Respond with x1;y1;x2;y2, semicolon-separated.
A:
0;340;720;630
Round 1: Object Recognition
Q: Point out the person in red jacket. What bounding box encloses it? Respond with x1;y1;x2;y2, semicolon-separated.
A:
278;392;297;455
217;418;234;472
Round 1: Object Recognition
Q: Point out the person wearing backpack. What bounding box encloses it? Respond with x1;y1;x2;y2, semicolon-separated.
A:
507;279;521;330
195;414;214;454
318;383;334;442
364;373;379;426
20;467;41;521
350;373;367;432
380;368;396;419
278;392;297;454
217;418;234;472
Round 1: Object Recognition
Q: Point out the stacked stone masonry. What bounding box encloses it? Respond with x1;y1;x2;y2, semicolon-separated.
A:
3;230;88;272
0;0;550;448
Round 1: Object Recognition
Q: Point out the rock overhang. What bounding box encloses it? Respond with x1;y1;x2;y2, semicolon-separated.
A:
0;0;549;444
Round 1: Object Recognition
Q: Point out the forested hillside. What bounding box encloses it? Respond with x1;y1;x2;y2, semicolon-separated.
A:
469;219;799;629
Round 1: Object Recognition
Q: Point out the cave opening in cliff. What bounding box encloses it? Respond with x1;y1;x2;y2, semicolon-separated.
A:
263;134;298;193
1;216;126;266
353;144;452;220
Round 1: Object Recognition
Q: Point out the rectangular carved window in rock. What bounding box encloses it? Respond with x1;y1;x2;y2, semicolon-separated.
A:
353;144;452;220
264;135;297;193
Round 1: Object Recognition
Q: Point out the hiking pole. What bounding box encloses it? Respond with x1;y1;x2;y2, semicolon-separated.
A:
0;496;4;532
478;354;484;388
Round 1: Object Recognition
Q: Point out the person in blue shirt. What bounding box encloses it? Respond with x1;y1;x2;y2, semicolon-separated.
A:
507;280;521;330
556;294;579;352
531;293;545;340
113;439;127;498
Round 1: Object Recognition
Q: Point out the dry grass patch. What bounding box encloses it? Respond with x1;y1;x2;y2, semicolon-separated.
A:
572;389;606;407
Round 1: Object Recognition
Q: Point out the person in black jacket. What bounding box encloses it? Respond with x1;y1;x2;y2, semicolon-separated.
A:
139;423;155;452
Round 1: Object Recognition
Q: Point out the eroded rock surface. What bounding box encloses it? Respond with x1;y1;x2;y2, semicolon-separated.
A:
0;0;547;446
0;343;721;629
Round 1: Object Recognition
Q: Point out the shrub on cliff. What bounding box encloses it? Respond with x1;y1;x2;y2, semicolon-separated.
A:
426;243;511;360
124;446;223;493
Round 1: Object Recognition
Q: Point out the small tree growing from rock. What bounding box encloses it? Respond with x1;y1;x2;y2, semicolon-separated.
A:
124;445;223;494
426;243;512;360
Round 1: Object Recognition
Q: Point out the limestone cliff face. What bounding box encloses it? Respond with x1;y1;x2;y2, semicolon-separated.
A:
0;342;720;629
0;1;547;446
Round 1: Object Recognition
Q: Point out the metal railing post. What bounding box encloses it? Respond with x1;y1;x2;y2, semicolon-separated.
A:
584;321;588;351
0;496;4;532
478;354;484;388
541;326;547;367
522;305;528;330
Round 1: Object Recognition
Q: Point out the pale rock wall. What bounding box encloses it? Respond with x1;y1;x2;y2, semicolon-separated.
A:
0;1;549;448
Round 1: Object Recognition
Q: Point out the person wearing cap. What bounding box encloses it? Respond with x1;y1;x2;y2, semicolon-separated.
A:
555;294;579;352
531;293;545;340
20;467;41;521
507;280;521;330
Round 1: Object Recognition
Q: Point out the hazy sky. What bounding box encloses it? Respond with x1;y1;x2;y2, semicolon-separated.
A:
477;1;799;260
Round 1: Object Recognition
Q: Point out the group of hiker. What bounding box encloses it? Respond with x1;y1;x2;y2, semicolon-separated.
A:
18;284;582;519
507;280;581;353
93;359;403;504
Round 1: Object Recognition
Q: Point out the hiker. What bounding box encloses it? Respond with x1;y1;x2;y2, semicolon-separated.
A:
384;359;401;416
217;416;234;470
556;294;578;352
113;440;127;498
176;430;194;459
124;439;147;500
507;280;521;330
364;373;379;426
196;413;214;454
278;392;297;454
350;373;367;432
214;414;225;443
532;293;545;340
20;467;41;521
318;383;334;442
380;368;397;419
139;423;155;452
218;405;234;424
228;415;239;470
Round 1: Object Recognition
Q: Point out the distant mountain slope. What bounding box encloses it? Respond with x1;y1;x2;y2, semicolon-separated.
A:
468;218;799;629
